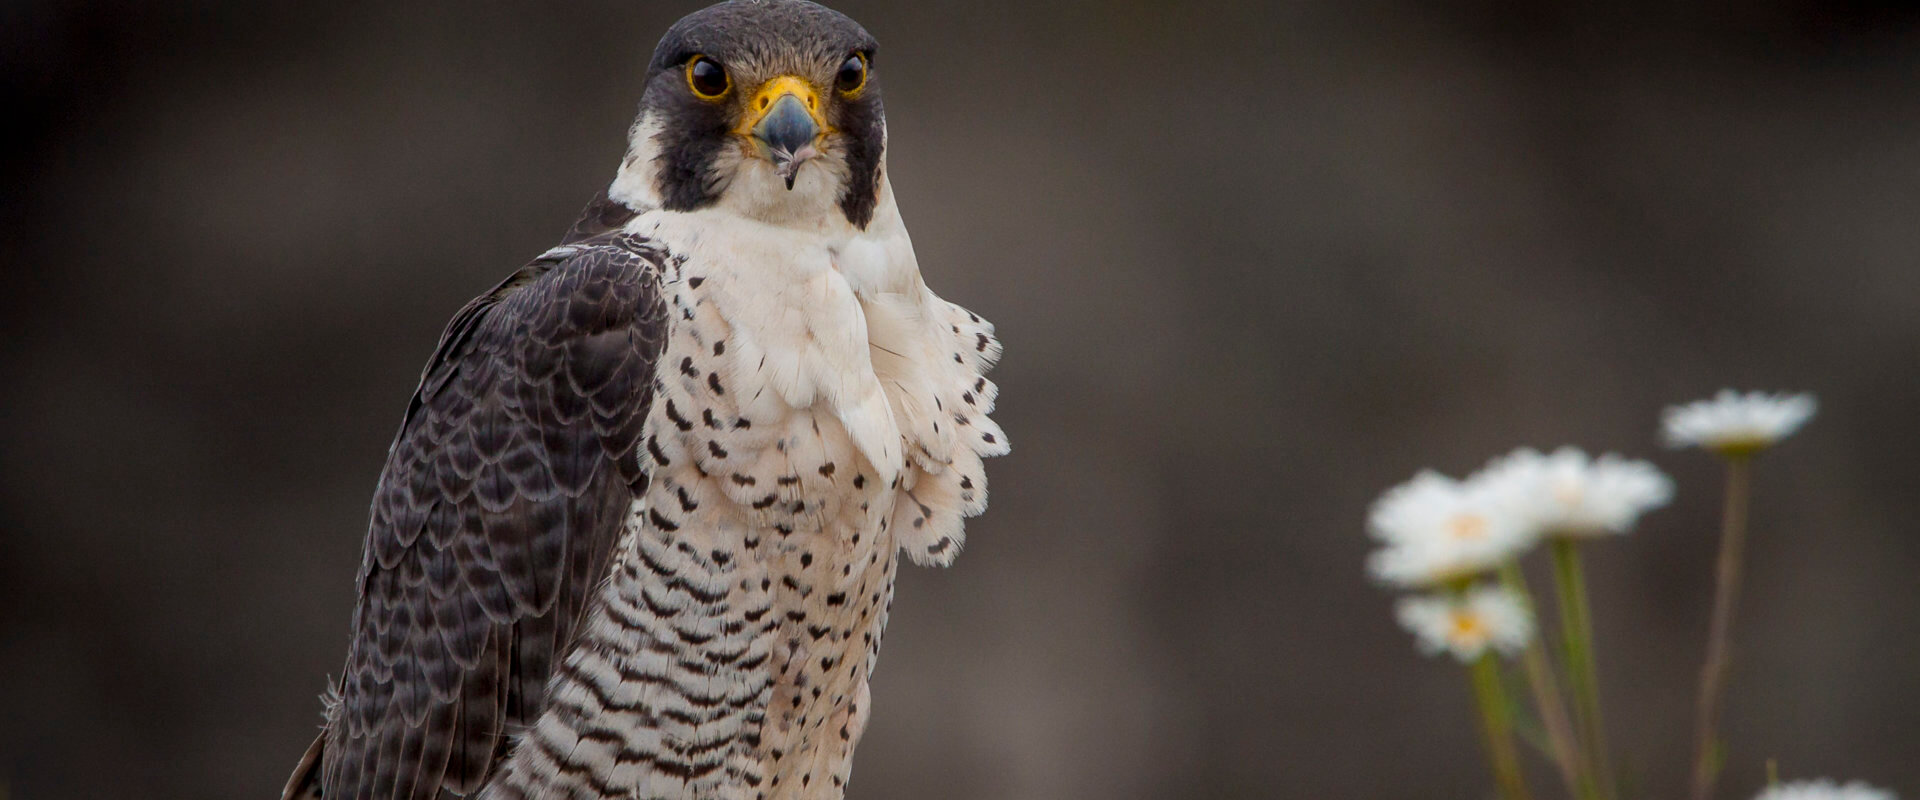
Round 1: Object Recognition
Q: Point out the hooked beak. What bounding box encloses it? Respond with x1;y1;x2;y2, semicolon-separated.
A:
740;76;829;190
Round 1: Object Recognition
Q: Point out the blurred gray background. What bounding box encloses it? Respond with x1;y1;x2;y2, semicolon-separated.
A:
4;1;1918;798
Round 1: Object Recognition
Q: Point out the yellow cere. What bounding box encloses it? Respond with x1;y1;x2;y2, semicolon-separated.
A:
738;76;834;135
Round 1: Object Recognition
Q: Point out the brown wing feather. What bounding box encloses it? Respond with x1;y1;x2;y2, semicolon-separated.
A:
300;234;667;800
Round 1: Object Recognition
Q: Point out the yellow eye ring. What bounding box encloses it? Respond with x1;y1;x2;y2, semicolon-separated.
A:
834;52;868;97
686;55;730;100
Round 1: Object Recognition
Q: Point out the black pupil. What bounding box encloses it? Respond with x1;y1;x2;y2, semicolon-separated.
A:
837;56;863;91
691;59;726;95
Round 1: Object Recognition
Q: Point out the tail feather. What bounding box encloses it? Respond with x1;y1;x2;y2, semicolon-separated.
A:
281;731;325;800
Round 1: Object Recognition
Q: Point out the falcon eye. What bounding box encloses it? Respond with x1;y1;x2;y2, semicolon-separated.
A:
834;53;868;95
686;55;730;100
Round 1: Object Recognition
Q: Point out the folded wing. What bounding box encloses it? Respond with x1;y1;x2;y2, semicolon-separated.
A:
302;236;667;800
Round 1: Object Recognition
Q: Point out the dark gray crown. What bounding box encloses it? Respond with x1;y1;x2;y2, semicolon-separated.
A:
648;0;877;79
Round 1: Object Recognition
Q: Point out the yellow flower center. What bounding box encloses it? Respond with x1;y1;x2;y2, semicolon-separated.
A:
1448;611;1486;644
1447;513;1488;541
1552;480;1584;507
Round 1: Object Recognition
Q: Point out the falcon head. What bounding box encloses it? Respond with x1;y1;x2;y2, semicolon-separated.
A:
610;0;886;229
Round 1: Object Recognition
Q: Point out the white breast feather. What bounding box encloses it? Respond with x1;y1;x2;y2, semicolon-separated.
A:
633;175;1005;567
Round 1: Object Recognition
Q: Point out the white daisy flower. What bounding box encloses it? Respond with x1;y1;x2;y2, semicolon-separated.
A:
1663;390;1817;454
1754;779;1897;800
1395;585;1534;662
1473;447;1674;538
1366;471;1535;587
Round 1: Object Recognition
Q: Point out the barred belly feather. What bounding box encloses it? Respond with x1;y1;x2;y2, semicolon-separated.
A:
482;178;1003;799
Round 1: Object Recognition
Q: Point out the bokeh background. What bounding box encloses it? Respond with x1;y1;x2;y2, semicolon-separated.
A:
5;1;1919;797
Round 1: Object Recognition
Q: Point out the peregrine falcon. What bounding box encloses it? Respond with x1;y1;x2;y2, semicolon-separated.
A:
282;2;1006;797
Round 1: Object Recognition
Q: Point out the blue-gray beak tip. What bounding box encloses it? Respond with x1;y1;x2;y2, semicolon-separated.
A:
753;94;820;164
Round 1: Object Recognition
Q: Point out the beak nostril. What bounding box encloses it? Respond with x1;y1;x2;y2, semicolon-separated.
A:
758;98;769;110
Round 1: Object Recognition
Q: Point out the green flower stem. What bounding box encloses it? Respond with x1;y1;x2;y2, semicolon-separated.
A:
1470;653;1533;800
1691;454;1753;800
1551;538;1614;800
1501;562;1596;800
